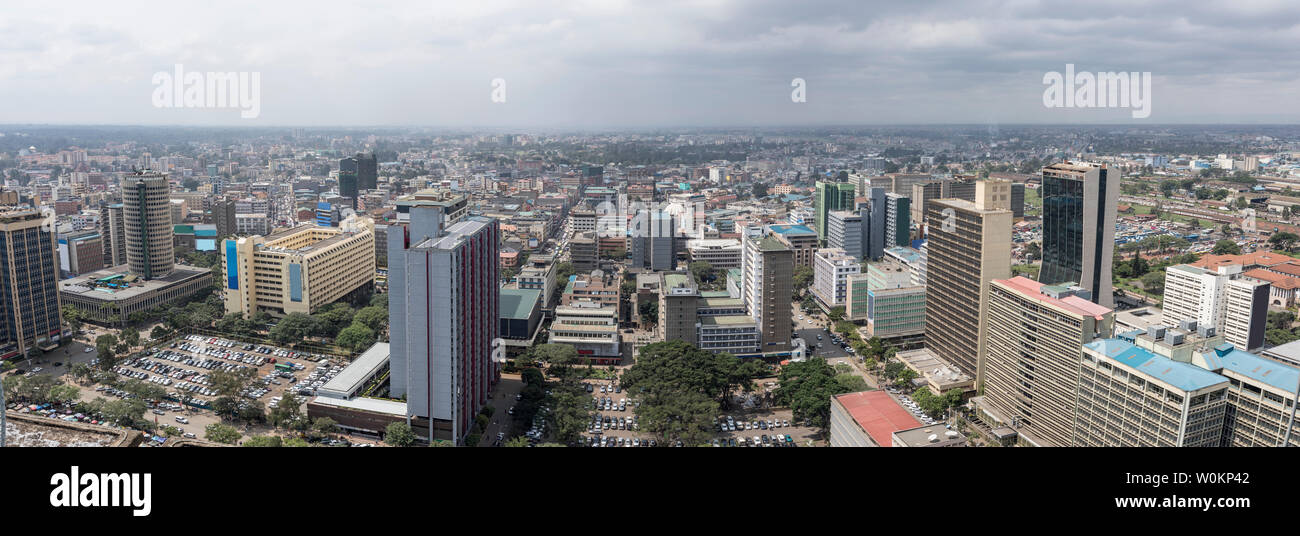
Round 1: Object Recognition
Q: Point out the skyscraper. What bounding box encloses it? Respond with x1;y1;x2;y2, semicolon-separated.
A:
340;152;378;191
983;277;1114;447
338;170;359;210
0;208;64;359
99;203;127;266
1038;162;1118;307
742;227;793;353
814;181;856;245
865;187;887;260
121;170;174;280
923;179;1013;381
389;205;500;444
884;192;910;248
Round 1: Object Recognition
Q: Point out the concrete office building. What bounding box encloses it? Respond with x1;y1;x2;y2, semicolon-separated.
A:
884;193;910;248
569;208;597;236
766;224;818;268
812;248;860;308
911;181;948;225
884;246;927;287
222;216;376;316
1038;162;1118;307
551;302;621;364
570;231;599;272
829;391;922;447
0;208;64;359
629;210;676;271
924;179;1013;381
863;260;926;342
826;210;864;261
99;204;127;267
389;205;500;444
686;238;742;269
1163;263;1268;351
516;253;557;309
394;190;469;226
814;181;857;244
742;229;794;353
211;198;237;238
1223;277;1269;352
1076;339;1229;447
659;273;700;346
982;277;1114;447
122;170;174;280
57;230;104;276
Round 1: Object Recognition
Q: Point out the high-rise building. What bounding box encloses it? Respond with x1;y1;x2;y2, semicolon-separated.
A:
884;192;910;248
1223;277;1269;352
1075;339;1228;447
812;248;860;308
1163;263;1268;351
630;210;675;271
211;198;237;239
338;170;359;210
862;259;926;342
911;181;948;225
766;224;818;268
1038;162;1118;307
389;205;500;443
121;170;174;280
0;208;64;359
983;277;1114;447
742;228;793;353
57;230;105;276
826;210;864;260
222;216;376;316
340;152;378;191
924;179;1013;381
570;231;598;272
99;204;127;267
865;187;887;260
814;181;856;245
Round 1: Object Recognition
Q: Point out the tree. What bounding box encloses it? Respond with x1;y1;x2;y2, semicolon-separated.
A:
121;327;140;348
1212;239;1242;255
385;421;417;447
504;436;530;447
205;423;241;444
793;266;815;296
369;292;388;309
353;305;389;332
243;435;283;447
689;261;715;284
773;359;853;432
638;300;658;326
827;306;845;323
1025;241;1042;261
1139;271;1166;295
150;325;172;342
521;367;545;386
752;182;769;198
271;313;318;345
336;323;377;353
268;391;303;428
1270;232;1300;251
532;343;580;380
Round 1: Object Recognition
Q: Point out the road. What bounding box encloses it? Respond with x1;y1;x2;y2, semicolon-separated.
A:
479;374;525;446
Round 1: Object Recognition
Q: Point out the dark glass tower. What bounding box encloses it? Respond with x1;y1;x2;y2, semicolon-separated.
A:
1037;162;1117;307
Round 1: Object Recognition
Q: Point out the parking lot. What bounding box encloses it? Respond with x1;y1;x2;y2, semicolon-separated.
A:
67;334;348;441
575;376;822;447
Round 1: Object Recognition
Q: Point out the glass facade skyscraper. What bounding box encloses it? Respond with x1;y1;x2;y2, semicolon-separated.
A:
1037;162;1117;307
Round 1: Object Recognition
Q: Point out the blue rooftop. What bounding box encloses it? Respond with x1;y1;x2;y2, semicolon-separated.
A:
1084;339;1229;393
768;224;815;236
1202;345;1300;393
885;246;922;264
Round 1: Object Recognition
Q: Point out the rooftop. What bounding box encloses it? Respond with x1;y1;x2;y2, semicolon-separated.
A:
500;288;542;320
995;276;1112;320
833;390;921;447
317;342;390;400
1084;339;1229;393
1202;344;1300;393
767;224;816;236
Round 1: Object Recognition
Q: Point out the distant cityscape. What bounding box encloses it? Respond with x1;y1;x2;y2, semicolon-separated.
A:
3;124;1300;448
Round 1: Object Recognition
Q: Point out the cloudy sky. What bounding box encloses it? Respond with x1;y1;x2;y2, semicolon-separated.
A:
2;0;1298;127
